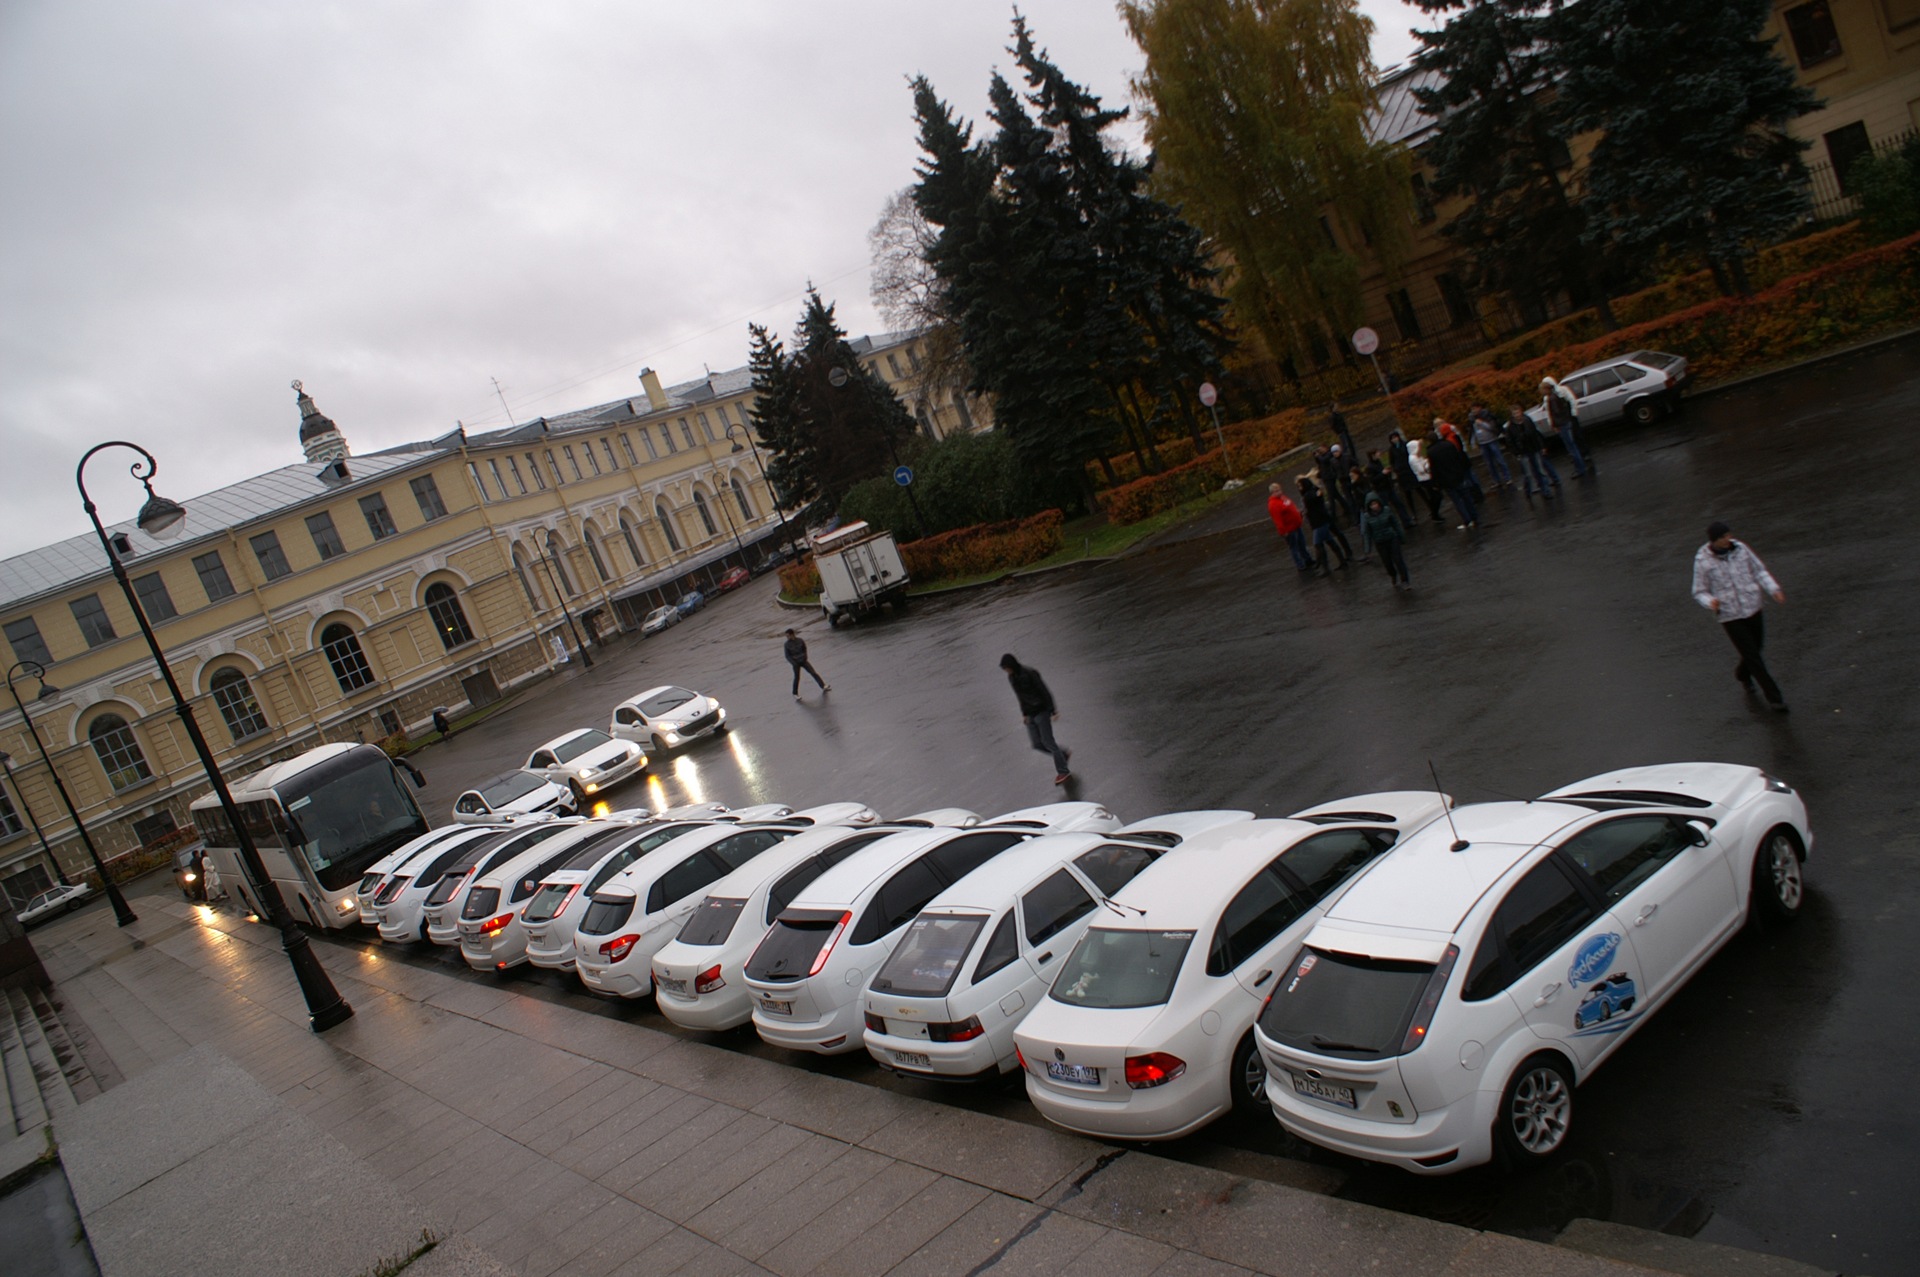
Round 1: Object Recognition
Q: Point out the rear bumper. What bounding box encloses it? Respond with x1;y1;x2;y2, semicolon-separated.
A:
655;987;753;1031
1022;1071;1226;1141
525;940;575;970
750;993;862;1055
864;1030;1012;1080
1263;1074;1498;1174
576;957;652;999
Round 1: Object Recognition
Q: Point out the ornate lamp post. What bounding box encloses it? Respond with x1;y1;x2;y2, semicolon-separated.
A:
538;529;593;668
76;441;351;1030
727;423;796;558
7;662;138;922
1;744;74;889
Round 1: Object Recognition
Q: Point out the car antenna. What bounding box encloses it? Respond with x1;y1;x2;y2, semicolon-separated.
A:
1429;760;1470;853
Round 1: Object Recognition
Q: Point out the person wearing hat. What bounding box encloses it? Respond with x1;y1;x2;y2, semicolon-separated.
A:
783;628;830;699
1539;377;1590;477
1000;653;1072;784
1691;522;1788;711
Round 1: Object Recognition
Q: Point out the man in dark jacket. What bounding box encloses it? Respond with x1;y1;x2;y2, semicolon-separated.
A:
1000;654;1072;784
783;628;830;699
1426;430;1479;529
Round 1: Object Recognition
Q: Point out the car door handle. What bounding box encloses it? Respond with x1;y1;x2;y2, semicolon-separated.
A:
1253;969;1274;988
1533;982;1563;1007
1037;952;1053;964
1635;904;1658;926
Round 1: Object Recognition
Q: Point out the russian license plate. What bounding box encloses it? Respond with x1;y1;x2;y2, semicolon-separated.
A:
1045;1061;1101;1087
758;996;792;1016
891;1050;932;1069
656;976;686;995
1290;1073;1357;1109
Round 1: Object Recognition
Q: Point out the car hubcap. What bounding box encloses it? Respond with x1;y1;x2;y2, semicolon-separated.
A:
1770;836;1803;909
1510;1067;1570;1155
1242;1048;1266;1100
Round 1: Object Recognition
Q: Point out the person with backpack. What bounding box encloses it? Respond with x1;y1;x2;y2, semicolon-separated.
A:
1540;377;1591;477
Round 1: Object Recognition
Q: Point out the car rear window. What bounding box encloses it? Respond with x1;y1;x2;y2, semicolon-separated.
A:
522;881;576;923
870;914;987;997
579;893;636;936
1071;843;1161;896
373;876;410;905
461;886;501;921
678;897;747;946
1259;946;1436;1059
764;831;896;922
746;908;847;983
1050;929;1193;1010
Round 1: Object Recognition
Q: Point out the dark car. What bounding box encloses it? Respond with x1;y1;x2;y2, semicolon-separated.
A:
173;840;209;902
752;543;804;575
713;567;750;594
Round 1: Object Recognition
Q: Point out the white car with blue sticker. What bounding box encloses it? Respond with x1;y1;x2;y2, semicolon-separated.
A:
1255;763;1811;1174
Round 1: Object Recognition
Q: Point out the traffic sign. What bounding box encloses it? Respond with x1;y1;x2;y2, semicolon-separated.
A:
894;466;913;487
1197;382;1218;407
1351;327;1380;356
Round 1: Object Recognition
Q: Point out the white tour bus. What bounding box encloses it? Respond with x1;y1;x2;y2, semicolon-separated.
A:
190;743;430;930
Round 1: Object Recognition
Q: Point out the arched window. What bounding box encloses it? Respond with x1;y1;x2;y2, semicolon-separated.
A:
618;515;644;568
88;714;151;791
545;537;577;596
210;667;268;741
730;476;754;522
584;530;611;582
656;502;681;552
320;623;376;694
424;583;475;650
512;545;545;610
691;491;719;538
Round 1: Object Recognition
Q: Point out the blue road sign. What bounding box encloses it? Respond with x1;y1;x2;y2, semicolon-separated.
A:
894;466;913;487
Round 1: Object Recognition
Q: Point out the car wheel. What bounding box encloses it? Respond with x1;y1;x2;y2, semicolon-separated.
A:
1626;398;1658;426
1230;1032;1268;1114
653;733;671;754
570;780;589;808
1496;1054;1573;1165
1753;828;1805;923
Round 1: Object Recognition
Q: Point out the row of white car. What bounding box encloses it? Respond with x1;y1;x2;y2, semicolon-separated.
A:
349;761;1810;1176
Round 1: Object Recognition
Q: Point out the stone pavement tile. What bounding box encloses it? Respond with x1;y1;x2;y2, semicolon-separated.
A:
506;1063;629;1150
479;997;679;1070
379;1112;494;1188
501;1185;652;1277
432;1149;573;1238
462;1161;610;1267
428;978;524;1019
549;1078;685;1179
1053;1228;1179;1277
600;1225;769;1276
685;1139;885;1259
409;1126;538;1211
1148;1254;1260;1277
889;1197;1094;1277
797;1175;991;1277
752;1161;941;1277
600;1094;737;1195
1442;1233;1654;1277
859;1101;1100;1201
633;1038;809;1111
397;1232;519;1277
59;967;192;1074
748;1069;923;1145
548;1195;680;1277
625;1112;804;1216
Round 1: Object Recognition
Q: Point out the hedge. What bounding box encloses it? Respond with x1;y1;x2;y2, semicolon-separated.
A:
1097;407;1311;524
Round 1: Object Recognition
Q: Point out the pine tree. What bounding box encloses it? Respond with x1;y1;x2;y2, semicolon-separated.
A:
1556;0;1820;295
745;322;811;514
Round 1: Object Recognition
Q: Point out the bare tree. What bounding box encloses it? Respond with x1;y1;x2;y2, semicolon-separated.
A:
867;188;973;413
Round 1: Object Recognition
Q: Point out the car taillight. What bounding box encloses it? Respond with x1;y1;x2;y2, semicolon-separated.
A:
600;933;643;962
694;965;725;994
480;912;515;936
1124;1052;1187;1090
864;1011;887;1033
808;911;853;977
927;1016;985;1043
1015;1044;1028;1073
1400;943;1460;1055
555;885;582;916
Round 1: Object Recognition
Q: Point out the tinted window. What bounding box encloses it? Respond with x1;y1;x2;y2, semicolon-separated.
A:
973;912;1020;983
522;881;574;922
851;859;945;945
746;908;846;981
514;845;594;902
552;731;613;762
1259;947;1437;1058
1470;858;1597;998
585;824;704;893
923;831;1026;884
636;688;697;715
710;829;788;870
480;772;548;804
1050;929;1194;1009
679;897;747;946
1616;363;1646;382
579;894;635;935
1022;870;1095;947
1558;816;1691;905
647;852;727;913
1281;829;1394;904
1207;869;1306;975
1071;843;1159;896
1583;367;1621;391
870;914;987;996
462;886;500;920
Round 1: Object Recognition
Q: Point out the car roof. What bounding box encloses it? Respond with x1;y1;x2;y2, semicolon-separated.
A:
692;824;901;900
1102;819;1337;926
981;801;1113;829
619;685;694;707
590;822;800;896
1539;762;1754;810
1113;809;1255;846
474;820;636;884
1566;351;1664;378
917;832;1114;912
783;828;957;908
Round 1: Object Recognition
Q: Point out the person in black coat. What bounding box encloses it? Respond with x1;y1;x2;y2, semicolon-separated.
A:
1426;431;1479;529
1000;654;1072;783
783;629;830;699
1314;446;1358;525
1297;477;1353;573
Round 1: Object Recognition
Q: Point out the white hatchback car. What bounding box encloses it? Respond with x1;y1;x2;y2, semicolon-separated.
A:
980;802;1120;834
611;685;728;754
1257;764;1810;1174
354;826;482;923
522;821;726;971
457;822;644;973
526;729;647;807
373;825;537;943
1014;794;1446;1141
862;811;1255;1081
451;769;576;824
573;824;798;998
422;821;585;947
652;824;917;1031
14;883;93;927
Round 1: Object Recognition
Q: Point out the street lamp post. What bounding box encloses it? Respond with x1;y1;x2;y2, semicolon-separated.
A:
727;423;797;558
75;441;352;1030
0;746;72;886
539;530;594;668
5;662;136;924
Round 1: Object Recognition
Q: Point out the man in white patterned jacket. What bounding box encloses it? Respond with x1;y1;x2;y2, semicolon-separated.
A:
1691;520;1789;712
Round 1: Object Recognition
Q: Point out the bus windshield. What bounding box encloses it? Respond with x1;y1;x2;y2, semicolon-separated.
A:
281;752;426;891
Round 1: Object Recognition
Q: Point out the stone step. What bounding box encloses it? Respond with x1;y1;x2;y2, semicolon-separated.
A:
24;984;110;1104
5;986;77;1122
0;984;50;1139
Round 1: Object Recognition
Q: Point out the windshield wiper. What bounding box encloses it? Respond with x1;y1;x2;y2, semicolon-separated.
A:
1097;894;1145;919
1307;1036;1379;1053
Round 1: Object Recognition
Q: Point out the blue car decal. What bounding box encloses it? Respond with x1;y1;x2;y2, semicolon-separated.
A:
1573;970;1638;1030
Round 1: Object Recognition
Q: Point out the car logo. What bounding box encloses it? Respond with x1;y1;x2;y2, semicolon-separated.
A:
1568;933;1623;987
1054;1048;1065;1062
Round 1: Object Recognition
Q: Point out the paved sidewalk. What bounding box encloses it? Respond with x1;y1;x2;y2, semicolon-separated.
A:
29;899;1735;1277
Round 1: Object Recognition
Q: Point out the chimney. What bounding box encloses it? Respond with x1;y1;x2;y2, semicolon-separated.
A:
638;367;668;412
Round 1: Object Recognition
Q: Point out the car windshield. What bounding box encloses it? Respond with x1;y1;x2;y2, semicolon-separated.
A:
1635;350;1682;370
1049;928;1193;1010
637;688;697;716
678;896;747;946
1258;946;1438;1058
480;772;548;803
647;608;673;621
870;913;986;997
552;731;613;763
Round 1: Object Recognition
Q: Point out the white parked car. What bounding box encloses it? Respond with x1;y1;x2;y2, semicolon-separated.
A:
1526;349;1691;430
641;605;681;636
652;824;916;1031
523;821;722;971
1014;793;1446;1141
781;801;883;827
525;729;647;807
573;824;798;998
373;825;532;944
457;822;644;973
451;769;576;824
354;826;482;923
1257;764;1810;1174
894;808;982;828
611;685;729;754
863;811;1256;1081
422;821;584;947
15;882;93;927
980;801;1121;834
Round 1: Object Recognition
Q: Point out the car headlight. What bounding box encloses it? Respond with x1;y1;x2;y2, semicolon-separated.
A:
1762;773;1794;794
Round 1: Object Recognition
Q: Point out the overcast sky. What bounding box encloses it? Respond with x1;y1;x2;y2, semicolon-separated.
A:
0;1;1425;560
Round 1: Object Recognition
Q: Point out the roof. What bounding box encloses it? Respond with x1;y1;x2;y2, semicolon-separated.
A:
1105;820;1328;925
190;742;363;807
921;833;1110;912
1366;63;1446;149
787;828;952;909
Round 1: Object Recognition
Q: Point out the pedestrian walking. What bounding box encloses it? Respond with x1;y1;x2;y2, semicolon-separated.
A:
783;628;830;699
1405;437;1446;522
1691;522;1788;712
1298;478;1353;573
1365;451;1416;529
1328;401;1357;461
1360;496;1411;590
1540;378;1591;477
1469;405;1513;488
1426;429;1479;529
1267;483;1313;572
1508;405;1561;498
1000;654;1072;784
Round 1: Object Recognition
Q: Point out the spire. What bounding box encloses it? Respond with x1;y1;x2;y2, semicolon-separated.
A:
293;379;349;464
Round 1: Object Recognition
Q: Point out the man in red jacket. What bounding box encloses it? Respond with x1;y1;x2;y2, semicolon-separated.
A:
1268;483;1312;571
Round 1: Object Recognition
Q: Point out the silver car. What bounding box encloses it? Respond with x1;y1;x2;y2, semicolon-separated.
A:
1529;350;1690;430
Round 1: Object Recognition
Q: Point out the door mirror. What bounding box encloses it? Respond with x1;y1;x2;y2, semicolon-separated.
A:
1682;820;1712;847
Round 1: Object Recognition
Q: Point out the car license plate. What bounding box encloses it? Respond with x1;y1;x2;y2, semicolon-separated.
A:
1290;1073;1357;1109
1045;1062;1100;1087
891;1050;932;1069
758;996;792;1016
656;976;686;995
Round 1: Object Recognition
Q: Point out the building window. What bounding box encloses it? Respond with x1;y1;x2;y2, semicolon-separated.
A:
691;492;719;538
1825;121;1874;194
0;785;21;838
306;512;346;560
505;456;528;494
679;420;697;449
5;618;52;667
641;430;660;460
488;459;509;496
544;449;566;485
656;502;681;552
359;493;399;540
131;811;177;847
546;540;577;596
193;551;235;601
619;515;644;566
378;707;402;737
89;714;152;791
585;532;611;582
1783;3;1843;69
424;583;475;650
70;594;116;647
602;439;621;470
563;446;584;481
526;453;548;490
131;572;178;622
661;425;677;454
953;392;976;432
908;346;923;372
915;404;935;438
410;475;448;521
467;462;493;502
886;354;902;379
320;623;376;693
210;667;269;741
583;444;602;476
1437;273;1476;328
619;434;639;466
1387;289;1422;341
512;546;544;610
698;412;716;442
730;476;754;521
250;531;292;581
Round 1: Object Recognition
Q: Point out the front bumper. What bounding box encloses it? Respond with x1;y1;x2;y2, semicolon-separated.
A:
575;754;646;795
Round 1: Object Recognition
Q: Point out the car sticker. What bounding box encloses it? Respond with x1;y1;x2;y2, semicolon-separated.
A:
1568;932;1622;987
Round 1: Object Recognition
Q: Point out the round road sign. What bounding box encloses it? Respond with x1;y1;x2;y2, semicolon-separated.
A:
894;466;913;487
1351;327;1380;356
1198;382;1218;407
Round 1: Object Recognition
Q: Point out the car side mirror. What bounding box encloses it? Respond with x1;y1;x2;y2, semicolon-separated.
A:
398;758;427;788
1683;820;1712;847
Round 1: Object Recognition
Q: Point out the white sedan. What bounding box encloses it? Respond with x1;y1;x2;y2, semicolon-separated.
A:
641;605;680;635
451;769;577;824
15;882;93;927
526;729;647;806
611;685;728;754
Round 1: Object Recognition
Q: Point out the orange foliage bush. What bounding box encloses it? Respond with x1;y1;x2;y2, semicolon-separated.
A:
900;510;1065;582
777;560;821;598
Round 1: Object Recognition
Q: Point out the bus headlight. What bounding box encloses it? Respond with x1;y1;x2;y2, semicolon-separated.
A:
335;897;358;914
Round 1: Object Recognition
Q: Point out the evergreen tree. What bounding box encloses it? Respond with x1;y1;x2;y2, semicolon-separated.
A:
1411;0;1617;328
1556;0;1820;295
745;322;811;515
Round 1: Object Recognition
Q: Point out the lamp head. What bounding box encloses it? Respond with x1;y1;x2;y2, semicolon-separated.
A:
827;367;849;389
730;440;744;454
136;486;187;540
36;680;62;700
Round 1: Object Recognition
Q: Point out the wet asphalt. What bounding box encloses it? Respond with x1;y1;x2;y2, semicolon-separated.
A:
382;334;1920;1272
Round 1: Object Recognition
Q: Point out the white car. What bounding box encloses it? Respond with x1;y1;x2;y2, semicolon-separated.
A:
15;882;93;927
641;605;681;635
573;824;798;998
526;729;647;807
894;808;981;828
744;824;1050;1055
781;801;882;827
1014;794;1446;1141
457;821;643;973
611;685;729;754
652;824;918;1031
354;826;481;923
422;821;584;947
451;770;576;824
862;811;1255;1081
373;825;529;943
1257;764;1810;1175
980;802;1121;834
522;821;722;970
1526;350;1691;430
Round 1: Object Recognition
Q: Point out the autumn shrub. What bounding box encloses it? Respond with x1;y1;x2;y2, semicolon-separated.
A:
777;560;821;599
900;510;1064;582
1101;454;1230;524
